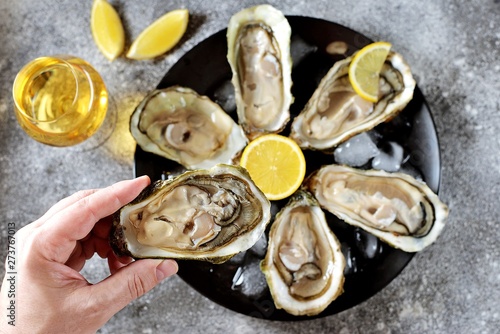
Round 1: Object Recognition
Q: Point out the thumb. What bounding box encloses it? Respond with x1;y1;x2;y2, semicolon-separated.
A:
90;259;178;320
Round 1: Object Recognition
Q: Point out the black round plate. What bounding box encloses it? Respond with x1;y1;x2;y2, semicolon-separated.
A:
134;16;441;321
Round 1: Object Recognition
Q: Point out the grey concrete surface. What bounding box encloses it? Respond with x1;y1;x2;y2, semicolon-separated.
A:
1;0;499;333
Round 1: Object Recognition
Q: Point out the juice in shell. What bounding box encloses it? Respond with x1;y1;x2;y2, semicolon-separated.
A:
13;56;108;146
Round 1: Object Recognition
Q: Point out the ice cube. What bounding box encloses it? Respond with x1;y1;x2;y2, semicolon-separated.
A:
333;132;380;167
248;234;267;258
354;229;380;259
231;255;268;299
372;141;404;172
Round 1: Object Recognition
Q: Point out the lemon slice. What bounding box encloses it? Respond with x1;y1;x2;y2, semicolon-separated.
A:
240;134;306;201
348;41;392;102
126;9;189;60
90;0;125;61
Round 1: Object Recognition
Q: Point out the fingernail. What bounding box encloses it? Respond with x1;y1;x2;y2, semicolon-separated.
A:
156;260;178;281
133;175;150;185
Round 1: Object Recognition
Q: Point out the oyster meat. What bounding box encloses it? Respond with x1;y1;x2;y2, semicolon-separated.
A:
110;164;271;264
261;191;345;316
306;165;448;252
227;4;293;139
130;86;247;169
290;51;416;150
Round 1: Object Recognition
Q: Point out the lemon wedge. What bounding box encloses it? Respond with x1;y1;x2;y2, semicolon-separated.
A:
90;0;125;61
126;9;189;60
240;134;306;201
348;41;392;102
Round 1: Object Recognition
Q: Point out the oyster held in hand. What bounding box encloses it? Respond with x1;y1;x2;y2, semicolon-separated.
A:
110;164;271;264
306;165;448;252
130;86;247;169
261;191;345;316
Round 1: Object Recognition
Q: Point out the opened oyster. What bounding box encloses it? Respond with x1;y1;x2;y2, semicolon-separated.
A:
130;86;247;169
227;4;293;139
306;165;448;252
110;164;271;263
261;191;345;316
290;51;415;150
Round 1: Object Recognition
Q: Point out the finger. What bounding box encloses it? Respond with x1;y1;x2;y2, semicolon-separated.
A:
35;189;100;227
90;259;178;320
65;233;112;269
65;243;86;272
77;237;110;260
107;251;132;275
92;217;113;239
118;256;133;265
52;176;150;238
66;254;86;272
38;176;150;262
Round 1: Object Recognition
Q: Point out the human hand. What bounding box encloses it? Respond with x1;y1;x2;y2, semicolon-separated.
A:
0;176;178;333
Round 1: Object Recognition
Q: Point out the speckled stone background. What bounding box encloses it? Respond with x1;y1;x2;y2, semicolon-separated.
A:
1;0;499;333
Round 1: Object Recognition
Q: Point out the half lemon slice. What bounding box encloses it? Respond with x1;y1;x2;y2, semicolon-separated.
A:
240;134;306;201
90;0;125;61
126;9;189;60
348;41;392;102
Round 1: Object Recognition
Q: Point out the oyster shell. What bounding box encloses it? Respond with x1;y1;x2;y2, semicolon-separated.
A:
130;86;247;169
110;164;271;264
290;51;415;150
227;4;293;139
261;191;345;316
305;165;448;252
